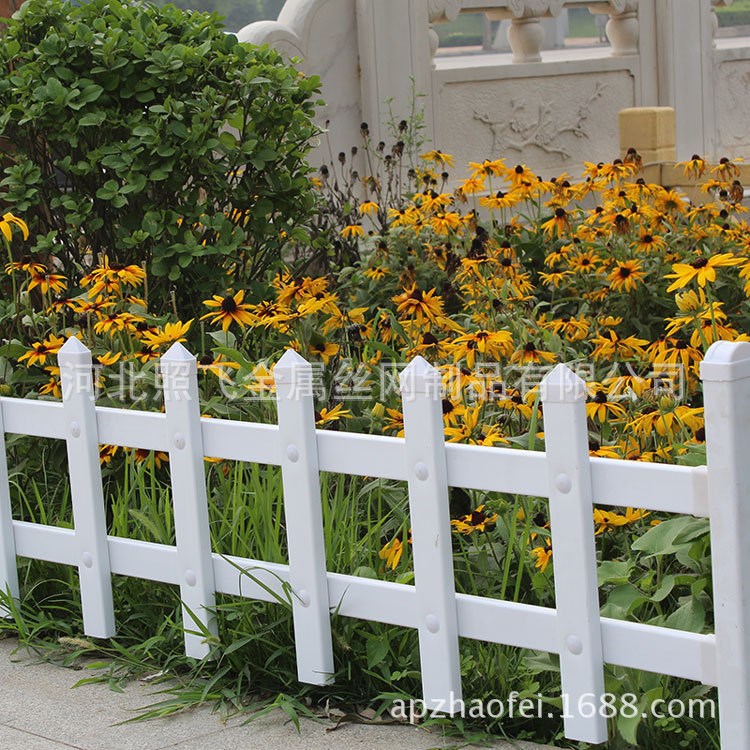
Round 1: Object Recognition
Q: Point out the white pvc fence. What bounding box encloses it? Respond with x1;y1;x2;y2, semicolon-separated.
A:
0;336;747;746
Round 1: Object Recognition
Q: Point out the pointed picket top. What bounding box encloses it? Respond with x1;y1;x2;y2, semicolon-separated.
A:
58;335;91;365
540;363;586;404
701;340;750;382
399;355;441;399
275;348;310;382
161;341;195;364
274;348;312;398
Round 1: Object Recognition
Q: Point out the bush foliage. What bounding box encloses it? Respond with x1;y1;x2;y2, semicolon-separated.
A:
0;0;321;310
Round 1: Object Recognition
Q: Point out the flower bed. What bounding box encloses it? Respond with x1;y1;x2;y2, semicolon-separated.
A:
1;144;741;747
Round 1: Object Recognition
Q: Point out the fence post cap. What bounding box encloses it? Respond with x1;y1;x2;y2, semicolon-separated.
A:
58;335;91;363
701;341;750;382
540;363;586;403
275;348;310;382
399;355;440;397
161;341;195;366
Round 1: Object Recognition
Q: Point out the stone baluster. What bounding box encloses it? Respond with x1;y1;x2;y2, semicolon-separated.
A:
587;1;639;57
483;0;564;63
428;0;462;60
711;0;734;43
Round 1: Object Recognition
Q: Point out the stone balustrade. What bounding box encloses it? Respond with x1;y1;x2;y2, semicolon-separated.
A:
236;0;750;177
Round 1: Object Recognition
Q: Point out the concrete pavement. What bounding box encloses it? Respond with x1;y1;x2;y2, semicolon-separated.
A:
0;637;559;750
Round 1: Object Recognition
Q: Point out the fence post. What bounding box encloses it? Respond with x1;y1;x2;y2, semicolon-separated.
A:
161;342;217;659
274;349;334;685
400;356;462;712
0;398;19;613
58;336;115;638
701;340;750;750
541;364;607;744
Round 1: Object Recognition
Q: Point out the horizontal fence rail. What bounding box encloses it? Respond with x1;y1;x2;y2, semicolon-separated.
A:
0;336;747;746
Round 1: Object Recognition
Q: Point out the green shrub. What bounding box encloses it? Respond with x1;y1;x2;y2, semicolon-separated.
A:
0;0;322;311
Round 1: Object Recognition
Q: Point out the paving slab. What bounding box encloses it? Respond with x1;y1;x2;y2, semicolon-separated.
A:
0;637;559;750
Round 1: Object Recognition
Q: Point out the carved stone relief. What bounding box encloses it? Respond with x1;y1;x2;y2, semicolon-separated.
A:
472;82;607;159
435;71;634;178
717;61;750;159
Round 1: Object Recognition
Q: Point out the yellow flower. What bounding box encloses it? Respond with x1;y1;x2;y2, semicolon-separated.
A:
665;253;741;292
422;149;455;168
593;508;628;535
451;505;499;535
141;319;192;348
608;259;645;292
393;284;445;326
586;388;627;424
308;340;339;364
379;537;403;570
530;541;552;573
341;224;366;239
0;212;29;242
18;334;66;367
677;154;707;180
96;351;122;367
359;201;379;217
27;270;67;295
197;354;239;382
201;291;255;331
448;329;514;369
316;404;352;425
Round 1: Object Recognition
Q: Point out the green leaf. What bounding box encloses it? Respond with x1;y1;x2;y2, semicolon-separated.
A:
366;636;389;669
631;517;709;558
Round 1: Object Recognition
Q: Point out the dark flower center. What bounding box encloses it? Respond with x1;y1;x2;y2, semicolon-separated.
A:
221;296;238;313
594;390;608;404
618;266;631;278
691;257;709;269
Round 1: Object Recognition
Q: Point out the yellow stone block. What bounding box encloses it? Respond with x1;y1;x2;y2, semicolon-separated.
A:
619;107;676;162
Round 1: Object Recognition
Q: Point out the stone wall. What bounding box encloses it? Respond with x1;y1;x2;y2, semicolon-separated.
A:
237;0;750;177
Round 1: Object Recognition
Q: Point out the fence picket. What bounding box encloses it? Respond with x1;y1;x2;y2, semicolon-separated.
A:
400;356;462;712
58;336;115;638
0;398;19;614
541;364;607;744
275;349;335;685
3;343;746;748
161;342;218;659
702;340;750;750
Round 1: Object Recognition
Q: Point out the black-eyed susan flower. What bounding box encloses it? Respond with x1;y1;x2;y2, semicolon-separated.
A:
510;341;556;365
379;537;403;570
585;388;626;424
393;284;446;326
468;158;506;179
201;291;255;331
27;270;67;295
593;508;628;535
450;504;499;535
677;154;707;179
341;223;366;239
308;339;339;365
591;330;648;361
444;406;508;446
140;319;192;348
665;252;741;292
422;150;455;168
315;404;351;425
448;330;514;369
18;334;66;367
608;259;645;292
530;540;552;572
